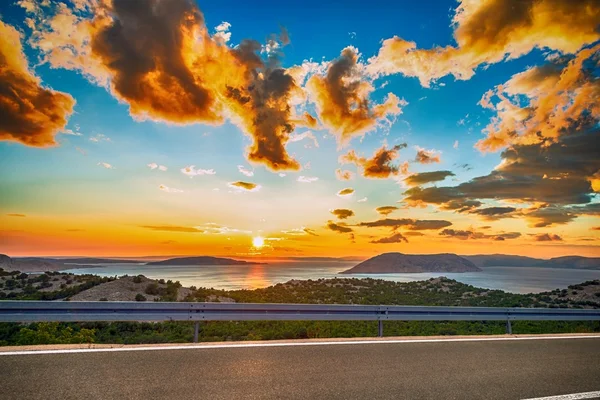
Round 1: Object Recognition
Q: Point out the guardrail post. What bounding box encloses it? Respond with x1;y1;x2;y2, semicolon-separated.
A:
378;320;383;337
506;320;512;335
193;321;199;343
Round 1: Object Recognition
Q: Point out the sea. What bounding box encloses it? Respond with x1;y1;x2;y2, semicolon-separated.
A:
60;261;600;294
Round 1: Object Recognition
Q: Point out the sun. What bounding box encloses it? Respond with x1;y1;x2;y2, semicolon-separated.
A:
252;236;265;248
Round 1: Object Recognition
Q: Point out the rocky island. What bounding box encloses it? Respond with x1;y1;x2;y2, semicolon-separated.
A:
341;252;481;274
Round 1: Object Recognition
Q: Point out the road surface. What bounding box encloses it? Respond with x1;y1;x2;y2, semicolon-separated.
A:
1;336;599;399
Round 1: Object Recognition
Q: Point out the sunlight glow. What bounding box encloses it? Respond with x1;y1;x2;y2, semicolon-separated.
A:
252;236;265;248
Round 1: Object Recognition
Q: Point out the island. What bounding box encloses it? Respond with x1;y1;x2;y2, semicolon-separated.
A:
341;252;481;274
465;254;600;270
145;256;263;266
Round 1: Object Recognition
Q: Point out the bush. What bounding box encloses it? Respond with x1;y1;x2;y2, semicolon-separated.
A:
135;294;147;302
132;275;143;284
99;298;108;301
145;283;160;295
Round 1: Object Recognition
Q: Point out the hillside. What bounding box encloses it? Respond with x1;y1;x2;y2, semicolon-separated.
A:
145;256;262;266
341;253;481;274
0;254;65;272
465;254;600;270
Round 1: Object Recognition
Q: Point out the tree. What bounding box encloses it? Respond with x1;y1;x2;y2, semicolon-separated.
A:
135;294;147;302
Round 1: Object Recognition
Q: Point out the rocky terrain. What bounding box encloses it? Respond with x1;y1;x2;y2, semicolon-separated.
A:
341;253;481;274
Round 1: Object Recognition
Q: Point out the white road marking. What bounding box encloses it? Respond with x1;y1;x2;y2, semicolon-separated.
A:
0;335;598;356
522;391;600;400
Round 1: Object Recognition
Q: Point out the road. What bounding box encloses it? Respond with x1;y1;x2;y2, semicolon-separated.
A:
1;336;600;399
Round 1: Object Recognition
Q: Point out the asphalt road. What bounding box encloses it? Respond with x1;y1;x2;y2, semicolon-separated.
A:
1;337;600;400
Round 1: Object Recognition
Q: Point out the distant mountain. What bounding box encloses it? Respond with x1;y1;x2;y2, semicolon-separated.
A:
464;254;600;270
0;254;65;272
145;256;262;266
284;257;364;262
17;257;141;265
341;253;481;274
464;254;541;268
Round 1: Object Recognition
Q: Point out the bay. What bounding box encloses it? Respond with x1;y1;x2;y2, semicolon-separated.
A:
61;262;600;294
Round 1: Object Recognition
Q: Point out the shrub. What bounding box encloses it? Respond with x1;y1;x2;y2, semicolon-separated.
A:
132;275;143;284
99;298;108;301
135;294;147;302
145;283;160;295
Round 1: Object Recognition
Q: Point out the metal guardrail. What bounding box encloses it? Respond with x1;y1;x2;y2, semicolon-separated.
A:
1;301;599;341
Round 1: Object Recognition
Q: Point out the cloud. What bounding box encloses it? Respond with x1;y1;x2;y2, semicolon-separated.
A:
89;133;111;143
140;225;204;233
97;162;115;169
335;169;354;181
523;204;577;228
366;0;600;87
357;197;368;203
404;171;454;186
303;227;318;236
288;131;319;148
469;206;517;220
453;140;459;149
370;232;408;244
297;176;319;183
475;45;600;152
24;0;304;171
0;21;75;147
340;144;407;178
228;181;261;191
237;165;254;177
534;233;563;242
359;218;452;231
440;229;521;241
159;184;184;193
148;163;167;171
306;47;405;142
6;214;26;217
331;209;354;220
213;21;232;43
414;146;441;164
375;206;398;216
326;220;353;233
337;188;355;196
181;165;216;177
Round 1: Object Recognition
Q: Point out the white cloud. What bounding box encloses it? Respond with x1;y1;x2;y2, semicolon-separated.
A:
97;162;114;169
159;184;183;193
148;163;168;171
288;131;319;148
453;140;459;149
357;197;368;203
158;165;167;171
181;165;216;177
348;32;357;39
279;173;286;177
89;133;111;143
237;165;254;177
213;21;231;43
297;176;319;183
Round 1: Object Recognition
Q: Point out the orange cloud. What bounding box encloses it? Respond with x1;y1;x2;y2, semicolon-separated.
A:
326;220;353;233
140;225;204;233
0;21;75;147
476;44;600;152
335;169;354;181
337;188;355;196
533;233;563;242
375;206;398;216
331;209;354;220
24;0;303;171
228;181;260;191
340;144;407;178
414;147;441;164
307;47;404;142
370;232;408;244
367;0;600;86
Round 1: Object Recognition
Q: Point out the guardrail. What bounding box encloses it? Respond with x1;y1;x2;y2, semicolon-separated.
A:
1;301;599;341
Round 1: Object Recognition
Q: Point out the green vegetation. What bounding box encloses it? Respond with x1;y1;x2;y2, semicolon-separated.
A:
0;276;598;346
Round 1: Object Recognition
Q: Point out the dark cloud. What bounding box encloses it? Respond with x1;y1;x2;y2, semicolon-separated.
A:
375;206;398;216
307;47;403;142
534;233;563;242
440;229;521;240
303;228;318;236
326;220;353;233
331;208;354;220
340;144;407;179
524;205;577;228
6;213;26;217
404;171;454;186
414;148;440;164
440;199;482;213
358;218;452;230
140;225;204;233
470;206;517;220
404;231;425;236
0;21;75;147
370;232;408;244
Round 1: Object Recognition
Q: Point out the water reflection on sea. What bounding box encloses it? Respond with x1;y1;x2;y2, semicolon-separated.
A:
61;262;600;294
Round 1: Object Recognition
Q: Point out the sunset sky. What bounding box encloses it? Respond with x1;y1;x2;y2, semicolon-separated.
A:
0;0;599;258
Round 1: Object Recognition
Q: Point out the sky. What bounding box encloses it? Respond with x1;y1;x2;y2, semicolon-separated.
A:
0;0;599;258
